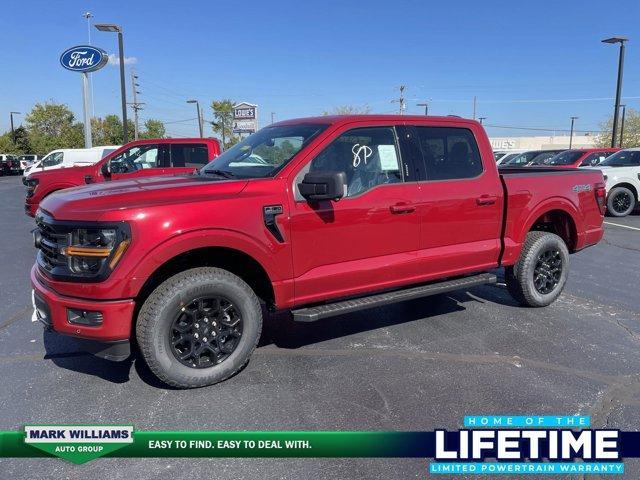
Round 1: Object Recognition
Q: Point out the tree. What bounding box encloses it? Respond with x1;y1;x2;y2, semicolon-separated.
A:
210;99;239;149
595;108;640;148
0;126;31;154
141;119;166;139
25;102;84;153
91;115;135;145
322;104;371;116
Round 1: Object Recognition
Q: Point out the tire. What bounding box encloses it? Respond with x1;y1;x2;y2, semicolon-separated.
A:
505;231;569;308
136;267;262;388
607;187;636;217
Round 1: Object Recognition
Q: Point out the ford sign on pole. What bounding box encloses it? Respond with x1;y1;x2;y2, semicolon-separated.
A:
60;45;109;72
60;45;108;149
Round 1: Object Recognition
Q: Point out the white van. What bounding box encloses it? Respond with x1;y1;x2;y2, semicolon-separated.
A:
23;145;120;177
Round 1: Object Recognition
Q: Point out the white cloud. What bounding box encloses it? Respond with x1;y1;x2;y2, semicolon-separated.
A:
107;54;138;66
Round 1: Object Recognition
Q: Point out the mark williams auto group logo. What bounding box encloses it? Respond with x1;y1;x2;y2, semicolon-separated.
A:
430;415;623;475
24;425;133;464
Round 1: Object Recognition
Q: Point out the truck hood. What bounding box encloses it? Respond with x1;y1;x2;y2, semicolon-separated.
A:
40;174;249;221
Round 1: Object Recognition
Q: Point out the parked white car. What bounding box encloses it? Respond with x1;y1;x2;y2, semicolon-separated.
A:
23;145;119;177
17;154;43;172
593;148;640;217
494;149;526;165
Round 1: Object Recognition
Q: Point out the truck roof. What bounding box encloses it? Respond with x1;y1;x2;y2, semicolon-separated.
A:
275;114;480;127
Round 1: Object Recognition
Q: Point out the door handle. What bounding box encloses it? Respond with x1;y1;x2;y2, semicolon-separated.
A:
390;203;416;214
476;195;498;206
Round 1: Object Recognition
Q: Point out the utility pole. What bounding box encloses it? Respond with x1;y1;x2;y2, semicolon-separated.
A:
473;96;477;119
128;70;145;140
417;102;429;115
271;112;275;124
619;104;626;147
478;117;486;125
569;116;578;149
186;100;203;138
83;12;95;118
9;112;20;144
392;85;406;115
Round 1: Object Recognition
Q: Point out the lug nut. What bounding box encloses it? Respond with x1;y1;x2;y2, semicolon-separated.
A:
204;318;209;323
212;331;216;337
195;323;199;329
203;337;208;343
194;333;199;339
212;321;217;327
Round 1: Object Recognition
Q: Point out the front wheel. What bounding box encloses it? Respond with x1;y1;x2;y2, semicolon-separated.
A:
607;186;636;217
136;267;262;388
505;231;569;307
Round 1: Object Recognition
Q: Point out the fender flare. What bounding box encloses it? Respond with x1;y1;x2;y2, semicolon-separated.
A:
517;196;582;246
125;227;282;297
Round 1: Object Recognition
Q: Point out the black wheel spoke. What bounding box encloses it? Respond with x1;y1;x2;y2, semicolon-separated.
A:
533;248;563;295
169;295;243;369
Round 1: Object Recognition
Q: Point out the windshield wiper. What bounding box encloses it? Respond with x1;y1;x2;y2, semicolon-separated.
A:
203;168;235;179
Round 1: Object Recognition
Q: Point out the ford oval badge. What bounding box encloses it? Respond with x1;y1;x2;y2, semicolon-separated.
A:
60;45;109;73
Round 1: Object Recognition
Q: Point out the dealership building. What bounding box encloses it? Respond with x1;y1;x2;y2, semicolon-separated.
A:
489;135;597;150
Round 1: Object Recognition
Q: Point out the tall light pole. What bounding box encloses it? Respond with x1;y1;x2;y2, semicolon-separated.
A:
417;102;429;115
619;104;626;148
271;112;275;124
602;36;628;148
187;100;203;138
569;116;578;148
478;117;486;125
96;23;128;144
9;112;20;144
83;12;95;118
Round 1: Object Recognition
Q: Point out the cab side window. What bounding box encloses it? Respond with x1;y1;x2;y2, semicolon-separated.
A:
109;144;159;173
42;152;64;167
580;152;610;167
170;144;209;168
308;127;402;197
414;127;482;180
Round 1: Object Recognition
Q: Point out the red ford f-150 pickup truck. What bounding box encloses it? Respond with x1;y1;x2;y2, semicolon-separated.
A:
30;115;605;388
24;138;221;216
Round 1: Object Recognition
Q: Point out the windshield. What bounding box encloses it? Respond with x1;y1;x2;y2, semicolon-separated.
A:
600;150;640;167
504;151;540;165
201;124;328;179
546;150;583;165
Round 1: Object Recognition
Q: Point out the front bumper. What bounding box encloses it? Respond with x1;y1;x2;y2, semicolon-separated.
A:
31;264;135;346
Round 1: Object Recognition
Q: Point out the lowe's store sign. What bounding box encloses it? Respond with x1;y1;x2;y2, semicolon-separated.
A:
60;45;108;73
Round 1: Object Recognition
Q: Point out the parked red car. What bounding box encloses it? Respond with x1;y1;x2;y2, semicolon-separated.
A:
543;148;619;168
31;115;605;387
24;138;221;216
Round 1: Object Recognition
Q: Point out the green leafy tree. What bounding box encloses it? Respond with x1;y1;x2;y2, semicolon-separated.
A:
210;99;239;149
141;119;166;139
322;104;371;115
0;126;31;154
91;115;135;145
595;108;640;148
25;102;84;152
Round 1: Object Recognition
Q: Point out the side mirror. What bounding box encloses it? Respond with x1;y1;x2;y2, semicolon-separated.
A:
101;161;111;179
298;171;346;202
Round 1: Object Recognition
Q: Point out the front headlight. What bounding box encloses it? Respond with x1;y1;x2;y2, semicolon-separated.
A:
25;178;39;197
63;227;130;275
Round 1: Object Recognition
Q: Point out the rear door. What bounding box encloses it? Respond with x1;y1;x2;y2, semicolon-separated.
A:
398;125;503;279
288;124;421;305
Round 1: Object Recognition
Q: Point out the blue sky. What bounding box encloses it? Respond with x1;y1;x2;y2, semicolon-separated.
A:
1;0;639;139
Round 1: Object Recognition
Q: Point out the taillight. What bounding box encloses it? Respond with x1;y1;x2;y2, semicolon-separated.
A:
595;183;606;215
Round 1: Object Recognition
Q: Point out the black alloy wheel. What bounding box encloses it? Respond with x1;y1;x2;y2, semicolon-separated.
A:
532;249;563;295
611;190;632;215
170;296;243;368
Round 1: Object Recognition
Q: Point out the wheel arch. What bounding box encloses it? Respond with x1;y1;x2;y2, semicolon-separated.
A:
609;182;638;201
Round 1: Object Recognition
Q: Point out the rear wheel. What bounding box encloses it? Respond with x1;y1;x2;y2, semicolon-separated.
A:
136;267;262;388
607;187;636;217
505;231;569;307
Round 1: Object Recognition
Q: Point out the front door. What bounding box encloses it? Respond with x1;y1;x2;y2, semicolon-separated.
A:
109;143;169;181
289;125;421;306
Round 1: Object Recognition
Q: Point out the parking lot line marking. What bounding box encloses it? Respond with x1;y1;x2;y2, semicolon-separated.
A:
604;221;640;232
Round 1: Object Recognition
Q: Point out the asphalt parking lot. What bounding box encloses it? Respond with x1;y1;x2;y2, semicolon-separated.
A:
0;174;639;479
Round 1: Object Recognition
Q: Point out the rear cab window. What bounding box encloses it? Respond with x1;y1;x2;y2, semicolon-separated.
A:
170;144;209;168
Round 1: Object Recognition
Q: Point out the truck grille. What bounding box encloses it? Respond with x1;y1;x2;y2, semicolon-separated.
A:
34;212;69;273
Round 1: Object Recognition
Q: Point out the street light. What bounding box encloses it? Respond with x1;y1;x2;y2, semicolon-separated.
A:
417;102;429;115
95;23;128;144
478;117;486;125
9;112;21;144
569;116;578;148
602;36;628;148
619;104;626;148
187;100;203;138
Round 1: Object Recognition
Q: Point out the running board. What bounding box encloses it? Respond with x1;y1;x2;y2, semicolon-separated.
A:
292;273;496;322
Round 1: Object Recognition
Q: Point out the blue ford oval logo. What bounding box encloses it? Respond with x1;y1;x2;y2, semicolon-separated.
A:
60;45;108;73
